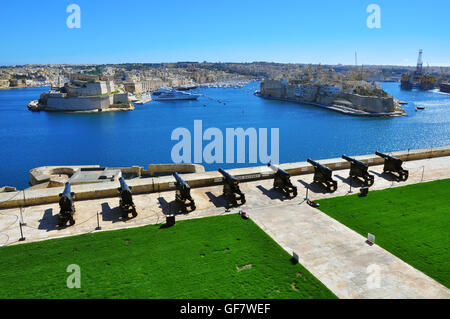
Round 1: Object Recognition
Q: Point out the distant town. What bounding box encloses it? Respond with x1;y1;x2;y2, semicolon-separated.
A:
1;61;449;91
1;58;449;114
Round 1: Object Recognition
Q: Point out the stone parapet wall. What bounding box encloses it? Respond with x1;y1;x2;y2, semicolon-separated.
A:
1;146;448;209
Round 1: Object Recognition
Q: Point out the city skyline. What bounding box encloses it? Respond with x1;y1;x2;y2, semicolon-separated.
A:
0;0;449;66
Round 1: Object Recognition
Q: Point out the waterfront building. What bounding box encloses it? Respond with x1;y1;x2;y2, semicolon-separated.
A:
34;79;132;112
259;77;399;115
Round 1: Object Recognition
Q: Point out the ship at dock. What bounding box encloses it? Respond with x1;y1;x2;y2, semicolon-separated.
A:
440;82;450;93
152;87;200;101
401;50;436;91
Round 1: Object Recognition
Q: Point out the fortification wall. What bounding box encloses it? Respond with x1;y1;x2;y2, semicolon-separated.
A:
45;95;111;111
342;93;394;113
1;146;449;209
113;93;129;104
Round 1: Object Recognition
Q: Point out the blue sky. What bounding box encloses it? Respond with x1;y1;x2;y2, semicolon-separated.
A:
0;0;449;66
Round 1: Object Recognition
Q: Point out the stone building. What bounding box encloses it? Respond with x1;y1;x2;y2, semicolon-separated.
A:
0;79;10;89
259;78;395;114
36;79;132;112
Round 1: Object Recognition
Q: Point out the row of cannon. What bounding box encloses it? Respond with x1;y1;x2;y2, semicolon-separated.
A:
57;151;408;227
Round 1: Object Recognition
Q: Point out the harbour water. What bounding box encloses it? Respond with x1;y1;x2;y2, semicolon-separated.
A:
0;82;449;189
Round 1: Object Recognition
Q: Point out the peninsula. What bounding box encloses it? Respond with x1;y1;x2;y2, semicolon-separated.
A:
255;65;406;117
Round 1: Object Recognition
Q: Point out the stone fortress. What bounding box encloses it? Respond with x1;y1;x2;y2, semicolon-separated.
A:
257;66;406;116
30;74;133;112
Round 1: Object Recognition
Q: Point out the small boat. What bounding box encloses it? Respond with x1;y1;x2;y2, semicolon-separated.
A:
416;106;425;110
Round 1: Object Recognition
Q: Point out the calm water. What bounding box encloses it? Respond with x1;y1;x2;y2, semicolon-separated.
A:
0;82;449;189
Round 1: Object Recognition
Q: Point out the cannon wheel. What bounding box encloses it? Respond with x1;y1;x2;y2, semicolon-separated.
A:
132;209;138;218
399;171;409;181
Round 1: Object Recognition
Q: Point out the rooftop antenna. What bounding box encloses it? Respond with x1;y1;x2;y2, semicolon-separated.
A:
355;51;358;66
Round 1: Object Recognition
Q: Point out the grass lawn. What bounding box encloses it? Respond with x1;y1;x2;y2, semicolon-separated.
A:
0;214;336;299
317;179;450;288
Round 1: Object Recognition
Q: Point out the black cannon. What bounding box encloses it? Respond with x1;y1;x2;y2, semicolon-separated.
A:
342;155;375;187
267;163;297;197
375;151;409;181
307;159;338;192
218;168;246;208
58;182;76;227
118;177;137;219
173;172;196;213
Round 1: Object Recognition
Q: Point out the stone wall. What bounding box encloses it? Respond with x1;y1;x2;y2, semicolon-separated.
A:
112;93;129;104
46;95;111;111
261;80;395;114
66;81;116;96
342;93;394;113
2;146;449;209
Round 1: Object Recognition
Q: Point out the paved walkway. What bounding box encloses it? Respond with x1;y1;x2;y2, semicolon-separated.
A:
251;203;450;299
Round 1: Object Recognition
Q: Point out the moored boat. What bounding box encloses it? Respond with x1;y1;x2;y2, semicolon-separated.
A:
152;88;200;101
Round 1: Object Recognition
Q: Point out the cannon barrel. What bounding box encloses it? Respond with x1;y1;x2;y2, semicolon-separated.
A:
307;158;318;167
173;172;190;190
267;163;289;177
218;168;238;184
60;182;72;200
119;177;131;193
375;151;401;162
58;182;75;226
342;155;367;168
307;158;332;172
58;182;75;215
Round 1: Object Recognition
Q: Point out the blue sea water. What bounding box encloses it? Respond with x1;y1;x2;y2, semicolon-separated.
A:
0;82;449;189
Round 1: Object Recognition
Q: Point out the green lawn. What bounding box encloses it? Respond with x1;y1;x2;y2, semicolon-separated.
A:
0;214;336;299
317;179;450;288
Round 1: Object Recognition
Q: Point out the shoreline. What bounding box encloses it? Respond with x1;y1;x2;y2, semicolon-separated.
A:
27;99;134;113
254;92;405;117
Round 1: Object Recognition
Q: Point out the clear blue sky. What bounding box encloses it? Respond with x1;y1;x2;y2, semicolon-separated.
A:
0;0;449;66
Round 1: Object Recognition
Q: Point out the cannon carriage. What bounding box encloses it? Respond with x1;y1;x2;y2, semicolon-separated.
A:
307;159;338;192
173;172;196;213
118;177;137;219
267;163;297;198
218;168;246;208
58;182;76;227
342;155;375;187
375;151;409;181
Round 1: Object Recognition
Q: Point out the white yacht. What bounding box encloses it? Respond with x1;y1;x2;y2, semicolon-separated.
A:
152;87;200;101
